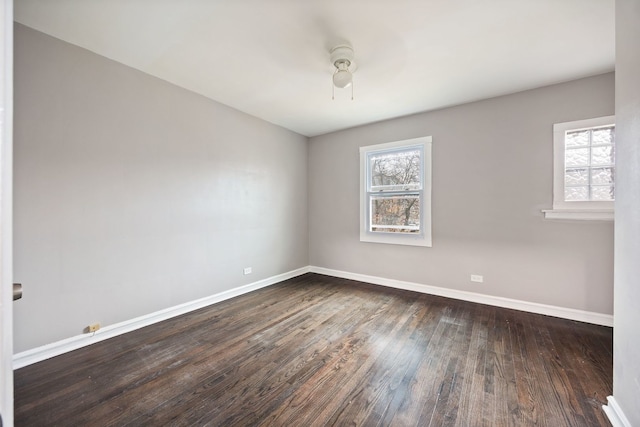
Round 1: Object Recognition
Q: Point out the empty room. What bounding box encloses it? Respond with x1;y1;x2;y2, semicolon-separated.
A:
1;0;639;426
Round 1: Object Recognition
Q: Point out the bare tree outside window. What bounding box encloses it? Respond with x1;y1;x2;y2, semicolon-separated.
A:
368;148;422;233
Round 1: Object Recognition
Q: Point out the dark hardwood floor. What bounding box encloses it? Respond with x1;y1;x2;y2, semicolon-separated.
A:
14;273;613;426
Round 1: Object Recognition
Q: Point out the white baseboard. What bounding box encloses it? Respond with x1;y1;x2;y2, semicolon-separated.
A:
13;266;310;370
309;266;613;327
603;396;633;427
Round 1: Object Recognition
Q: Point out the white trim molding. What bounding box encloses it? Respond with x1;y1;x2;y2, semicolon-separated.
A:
603;396;633;427
542;209;614;221
309;266;613;327
13;266;310;369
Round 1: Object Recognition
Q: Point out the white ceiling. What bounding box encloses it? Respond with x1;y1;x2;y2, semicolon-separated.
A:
15;0;615;137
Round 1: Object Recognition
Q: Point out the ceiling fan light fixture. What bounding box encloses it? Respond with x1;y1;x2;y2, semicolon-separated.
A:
333;68;352;88
330;44;356;99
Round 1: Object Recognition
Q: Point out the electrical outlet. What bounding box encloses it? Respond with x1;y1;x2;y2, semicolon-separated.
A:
470;274;484;283
243;267;252;275
88;323;101;333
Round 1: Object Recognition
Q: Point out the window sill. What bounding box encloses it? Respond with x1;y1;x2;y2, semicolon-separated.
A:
360;232;432;247
542;209;614;221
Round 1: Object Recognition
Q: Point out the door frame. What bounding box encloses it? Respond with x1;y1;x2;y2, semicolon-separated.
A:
0;0;14;425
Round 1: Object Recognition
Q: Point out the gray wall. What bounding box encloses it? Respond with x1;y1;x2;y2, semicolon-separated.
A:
309;73;614;315
614;0;640;424
13;24;308;352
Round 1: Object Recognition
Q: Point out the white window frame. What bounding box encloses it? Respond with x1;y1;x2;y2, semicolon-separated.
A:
359;136;432;247
543;115;615;220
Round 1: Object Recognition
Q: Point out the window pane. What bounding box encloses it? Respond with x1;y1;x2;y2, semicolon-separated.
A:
557;118;615;206
592;127;614;145
370;194;420;233
565;168;588;185
592;185;615;201
565;186;589;201
369;149;421;191
591;167;614;185
565;148;590;167
565;130;590;147
591;145;614;166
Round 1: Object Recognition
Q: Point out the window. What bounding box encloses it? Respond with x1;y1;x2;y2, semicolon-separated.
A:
360;136;432;246
543;116;615;220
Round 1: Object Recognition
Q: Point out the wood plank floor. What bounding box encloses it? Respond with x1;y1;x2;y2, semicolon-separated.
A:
14;273;613;426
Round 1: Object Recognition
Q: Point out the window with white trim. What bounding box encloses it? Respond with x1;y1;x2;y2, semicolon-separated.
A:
543;116;615;220
360;137;432;246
